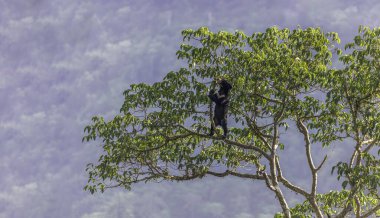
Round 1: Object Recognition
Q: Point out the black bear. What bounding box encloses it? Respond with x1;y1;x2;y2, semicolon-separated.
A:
208;78;232;137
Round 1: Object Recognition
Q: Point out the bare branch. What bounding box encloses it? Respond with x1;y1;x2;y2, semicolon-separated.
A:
336;186;359;218
315;155;328;172
297;119;324;218
362;138;375;145
350;149;359;168
170;174;204;181
273;184;291;218
164;133;193;141
359;203;380;218
363;139;377;153
336;205;353;218
296;119;316;172
276;157;310;197
270;122;279;185
176;124;271;160
207;170;264;180
275;157;283;178
263;172;276;191
355;196;361;218
245;117;273;151
224;138;271;160
278;177;310;197
105;174;159;189
248;93;284;104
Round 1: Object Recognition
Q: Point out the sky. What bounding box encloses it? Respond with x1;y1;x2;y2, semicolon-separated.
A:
0;0;380;217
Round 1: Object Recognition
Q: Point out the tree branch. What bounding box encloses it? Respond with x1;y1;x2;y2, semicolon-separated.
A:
359;203;380;218
262;170;292;217
315;155;328;172
355;196;361;218
275;149;310;203
207;170;264;180
276;156;309;197
263;172;276;191
296;119;316;175
248;93;284;104
176;124;271;160
363;139;377;153
336;186;359;218
273;184;291;218
336;204;353;218
245;117;273;151
278;177;310;197
297;119;323;218
106;174;159;189
270;122;279;185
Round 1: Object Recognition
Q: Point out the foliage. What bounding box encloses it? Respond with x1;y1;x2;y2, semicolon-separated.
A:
83;26;380;218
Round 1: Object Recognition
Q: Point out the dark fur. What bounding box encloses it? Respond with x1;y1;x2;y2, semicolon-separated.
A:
208;80;232;137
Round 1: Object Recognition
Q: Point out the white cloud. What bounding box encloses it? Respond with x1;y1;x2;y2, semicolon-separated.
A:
330;6;359;26
0;16;34;40
85;39;132;64
11;182;38;196
20;112;46;123
0;183;39;216
117;5;131;15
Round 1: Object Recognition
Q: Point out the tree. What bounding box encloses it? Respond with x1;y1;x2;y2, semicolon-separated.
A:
83;26;380;218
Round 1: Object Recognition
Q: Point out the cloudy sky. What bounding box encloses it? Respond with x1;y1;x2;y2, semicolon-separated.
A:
1;0;380;217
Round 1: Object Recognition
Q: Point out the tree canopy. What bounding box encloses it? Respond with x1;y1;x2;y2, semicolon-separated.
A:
83;26;380;218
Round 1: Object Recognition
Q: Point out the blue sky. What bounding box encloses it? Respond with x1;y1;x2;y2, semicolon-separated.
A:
1;0;380;217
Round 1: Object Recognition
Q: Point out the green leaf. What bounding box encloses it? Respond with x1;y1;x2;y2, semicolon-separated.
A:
83;27;380;218
342;181;348;189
